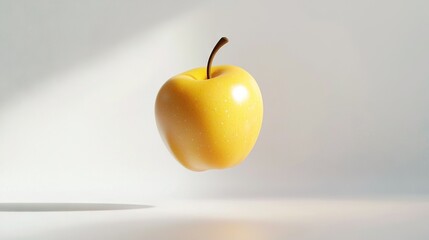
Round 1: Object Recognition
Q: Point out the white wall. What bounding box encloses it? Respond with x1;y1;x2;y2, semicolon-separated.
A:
0;0;428;202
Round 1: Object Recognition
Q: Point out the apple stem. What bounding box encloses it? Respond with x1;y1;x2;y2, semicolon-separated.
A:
207;37;229;79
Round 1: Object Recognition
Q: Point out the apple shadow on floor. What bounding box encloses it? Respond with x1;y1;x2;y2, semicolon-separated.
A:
0;203;153;212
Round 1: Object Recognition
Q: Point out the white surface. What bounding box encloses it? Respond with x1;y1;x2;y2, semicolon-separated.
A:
1;198;428;240
1;2;427;238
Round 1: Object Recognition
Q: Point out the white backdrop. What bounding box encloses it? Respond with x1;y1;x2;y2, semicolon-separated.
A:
0;0;428;202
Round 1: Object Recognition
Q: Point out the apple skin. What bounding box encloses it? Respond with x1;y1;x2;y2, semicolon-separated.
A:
155;65;263;171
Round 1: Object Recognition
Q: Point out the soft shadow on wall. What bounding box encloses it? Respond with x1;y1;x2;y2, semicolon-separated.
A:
0;0;428;202
0;0;203;107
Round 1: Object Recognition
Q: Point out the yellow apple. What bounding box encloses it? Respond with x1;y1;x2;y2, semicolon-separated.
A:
155;37;263;171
